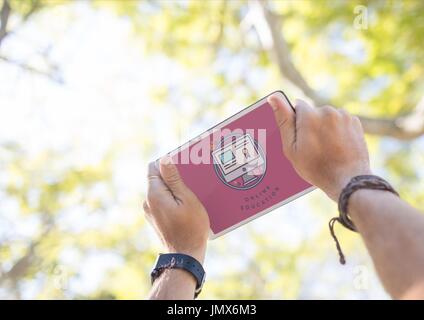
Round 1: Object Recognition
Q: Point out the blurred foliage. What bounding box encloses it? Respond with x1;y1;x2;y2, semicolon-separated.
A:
0;0;423;299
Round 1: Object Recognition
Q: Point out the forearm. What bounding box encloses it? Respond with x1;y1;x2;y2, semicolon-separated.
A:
148;246;206;300
148;268;197;300
349;189;424;298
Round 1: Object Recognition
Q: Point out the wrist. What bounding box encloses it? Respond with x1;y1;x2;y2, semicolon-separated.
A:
150;253;206;299
166;243;207;264
330;167;373;201
349;188;397;218
159;267;197;287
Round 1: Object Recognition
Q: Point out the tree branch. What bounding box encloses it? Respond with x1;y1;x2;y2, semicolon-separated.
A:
254;0;424;140
0;0;63;83
22;0;42;22
0;0;11;46
0;55;63;83
212;0;227;54
0;222;54;287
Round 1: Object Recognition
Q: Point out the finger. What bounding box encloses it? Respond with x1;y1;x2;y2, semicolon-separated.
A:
142;199;151;214
147;161;168;203
352;115;363;128
159;156;188;196
143;210;166;244
338;108;351;118
294;98;316;127
147;160;160;178
294;98;314;115
267;92;296;150
143;206;153;224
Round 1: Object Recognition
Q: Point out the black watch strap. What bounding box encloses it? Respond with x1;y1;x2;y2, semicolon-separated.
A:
151;253;206;298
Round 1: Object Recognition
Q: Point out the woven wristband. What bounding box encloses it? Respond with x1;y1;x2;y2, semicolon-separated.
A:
330;175;399;265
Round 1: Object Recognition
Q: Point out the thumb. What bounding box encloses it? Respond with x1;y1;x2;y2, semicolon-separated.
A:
267;92;296;152
159;156;187;196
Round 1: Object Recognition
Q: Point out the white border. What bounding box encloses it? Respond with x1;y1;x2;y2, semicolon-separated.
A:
209;186;316;239
167;91;285;158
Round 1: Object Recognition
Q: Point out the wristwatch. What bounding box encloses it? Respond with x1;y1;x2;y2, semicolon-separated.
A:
151;253;206;298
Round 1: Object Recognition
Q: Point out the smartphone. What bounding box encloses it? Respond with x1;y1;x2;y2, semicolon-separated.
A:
167;91;314;238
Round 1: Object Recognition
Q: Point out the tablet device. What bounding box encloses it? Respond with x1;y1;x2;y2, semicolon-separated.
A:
168;91;315;238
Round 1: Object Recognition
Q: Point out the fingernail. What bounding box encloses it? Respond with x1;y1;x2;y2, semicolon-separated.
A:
160;155;173;165
267;96;277;110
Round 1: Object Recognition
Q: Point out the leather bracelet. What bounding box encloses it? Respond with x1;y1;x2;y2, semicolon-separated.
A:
330;175;399;265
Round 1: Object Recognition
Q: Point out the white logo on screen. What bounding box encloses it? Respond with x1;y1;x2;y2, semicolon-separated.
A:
212;133;266;190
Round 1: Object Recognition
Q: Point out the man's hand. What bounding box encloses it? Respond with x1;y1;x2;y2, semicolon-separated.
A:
267;92;371;201
268;92;424;299
143;156;210;263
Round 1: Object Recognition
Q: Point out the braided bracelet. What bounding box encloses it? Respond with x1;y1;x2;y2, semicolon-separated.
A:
330;175;399;265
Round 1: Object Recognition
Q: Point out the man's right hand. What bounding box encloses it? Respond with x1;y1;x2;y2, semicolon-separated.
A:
267;92;371;201
268;92;424;299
